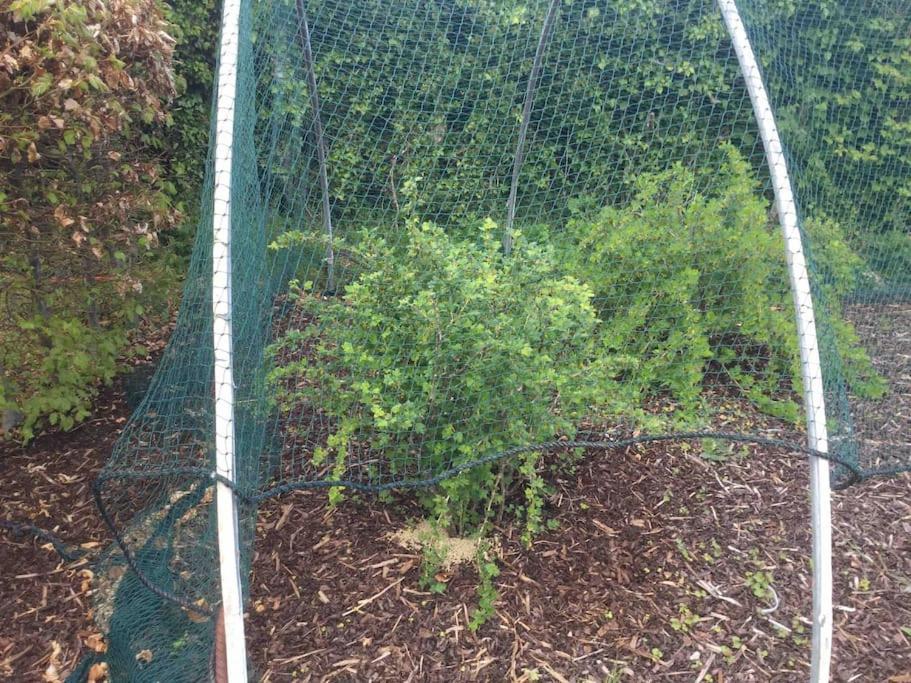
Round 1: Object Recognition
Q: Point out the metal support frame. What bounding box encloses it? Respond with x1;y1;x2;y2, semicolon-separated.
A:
295;0;336;293
212;0;248;679
504;0;561;255
717;1;833;680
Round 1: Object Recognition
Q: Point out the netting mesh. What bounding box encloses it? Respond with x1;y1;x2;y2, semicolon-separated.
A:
87;0;909;679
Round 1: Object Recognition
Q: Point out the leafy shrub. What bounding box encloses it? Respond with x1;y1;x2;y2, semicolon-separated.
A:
268;220;602;533
268;150;886;533
802;215;888;399
6;317;123;434
565;147;802;419
860;229;911;292
804;215;870;300
157;0;218;211
469;542;500;632
0;0;177;440
564;147;885;418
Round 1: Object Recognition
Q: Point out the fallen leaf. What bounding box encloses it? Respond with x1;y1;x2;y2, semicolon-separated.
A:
79;569;94;593
42;641;63;683
54;205;75;228
87;662;109;683
85;633;107;653
106;565;126;581
186;599;211;624
135;649;153;664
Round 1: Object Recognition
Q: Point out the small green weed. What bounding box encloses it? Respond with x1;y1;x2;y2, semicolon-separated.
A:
744;570;774;600
468;542;500;632
670;604;700;633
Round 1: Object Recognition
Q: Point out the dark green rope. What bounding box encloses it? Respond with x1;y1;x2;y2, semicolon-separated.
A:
88;429;876;616
0;520;89;563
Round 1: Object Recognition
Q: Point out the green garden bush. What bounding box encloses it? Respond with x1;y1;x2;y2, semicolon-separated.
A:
566;148;885;415
268;220;604;535
565;147;802;420
0;0;178;440
267;146;885;534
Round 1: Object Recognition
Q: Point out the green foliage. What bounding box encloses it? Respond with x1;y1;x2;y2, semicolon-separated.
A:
863;229;911;291
670;604;701;633
804;216;889;398
138;0;219;265
263;0;756;229
267;148;886;533
259;0;904;278
157;0;218;210
418;543;450;595
754;1;911;258
0;0;178;440
566;147;801;419
1;317;123;441
804;215;870;300
468;543;500;632
268;219;602;533
744;569;774;601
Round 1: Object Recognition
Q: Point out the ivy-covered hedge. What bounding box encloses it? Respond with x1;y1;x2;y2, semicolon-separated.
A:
263;0;907;279
750;0;910;250
265;0;757;226
157;0;219;212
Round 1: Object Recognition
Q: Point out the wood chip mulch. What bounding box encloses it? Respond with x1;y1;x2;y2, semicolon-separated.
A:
1;315;909;682
247;412;911;682
845;302;911;473
0;388;127;681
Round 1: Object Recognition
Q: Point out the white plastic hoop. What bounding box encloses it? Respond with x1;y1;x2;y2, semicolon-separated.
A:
212;0;248;679
716;2;833;680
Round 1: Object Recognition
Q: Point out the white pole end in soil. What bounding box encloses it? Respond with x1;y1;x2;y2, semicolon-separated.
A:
716;1;833;680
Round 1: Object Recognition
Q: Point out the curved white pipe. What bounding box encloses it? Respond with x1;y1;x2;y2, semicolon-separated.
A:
716;2;833;681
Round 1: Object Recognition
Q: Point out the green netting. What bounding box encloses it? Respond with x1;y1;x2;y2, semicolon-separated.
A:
86;0;909;679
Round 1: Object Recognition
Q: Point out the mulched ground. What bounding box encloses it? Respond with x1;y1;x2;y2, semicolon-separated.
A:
0;319;171;682
1;310;910;681
245;409;911;682
0;387;127;680
845;302;911;473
